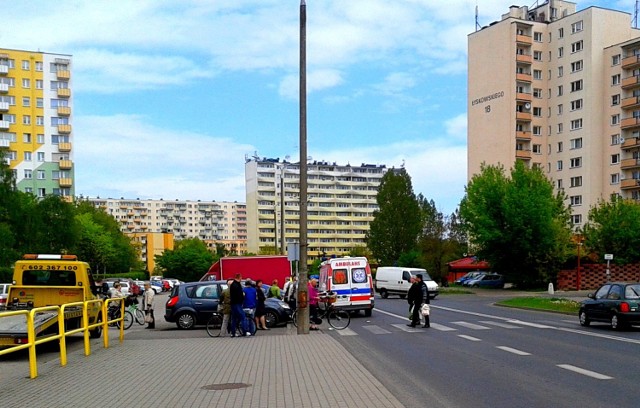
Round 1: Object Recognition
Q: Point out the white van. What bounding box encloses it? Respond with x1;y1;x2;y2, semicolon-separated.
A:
374;267;439;299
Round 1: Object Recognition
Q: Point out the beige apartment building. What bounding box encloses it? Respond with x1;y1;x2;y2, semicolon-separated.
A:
87;198;248;270
245;157;387;258
468;1;640;226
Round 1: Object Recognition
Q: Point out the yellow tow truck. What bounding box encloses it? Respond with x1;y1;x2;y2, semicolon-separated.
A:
0;254;103;347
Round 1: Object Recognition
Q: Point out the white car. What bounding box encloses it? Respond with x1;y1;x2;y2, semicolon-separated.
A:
0;283;11;310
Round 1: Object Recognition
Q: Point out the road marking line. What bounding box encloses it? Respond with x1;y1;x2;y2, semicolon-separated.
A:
362;325;391;334
557;364;613;380
391;324;422;332
479;321;521;329
334;327;358;336
497;346;531;356
429;323;457;331
452;321;491;330
507;320;553;329
458;334;482;341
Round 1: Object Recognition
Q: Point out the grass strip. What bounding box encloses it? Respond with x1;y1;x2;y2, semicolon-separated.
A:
496;297;581;314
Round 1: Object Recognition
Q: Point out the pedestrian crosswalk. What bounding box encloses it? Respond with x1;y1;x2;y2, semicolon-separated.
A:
334;319;531;336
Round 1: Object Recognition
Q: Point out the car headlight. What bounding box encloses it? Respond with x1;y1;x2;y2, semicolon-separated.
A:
281;303;291;310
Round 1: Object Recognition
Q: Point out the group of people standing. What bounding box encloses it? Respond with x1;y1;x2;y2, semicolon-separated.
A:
407;274;430;328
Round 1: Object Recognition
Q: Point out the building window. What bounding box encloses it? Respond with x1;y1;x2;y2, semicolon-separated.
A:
611;173;620;184
557;123;563;133
558;27;564;39
571;60;583;72
611;134;622;145
558;104;563;115
22;97;30;107
557;160;563;170
612;54;621;65
571;20;583;33
558;85;563;96
558;47;564;58
612;95;620;106
571;99;583;111
571;119;583;130
611;154;620;164
37;134;44;143
611;114;620;125
534;51;542;61
21;60;30;70
37;170;45;180
570;138;583;149
534;70;542;80
570;195;582;206
558;66;563;77
24;169;32;179
36;116;44;126
37;152;45;162
570;157;582;168
533;144;541;154
22;115;31;125
571;214;582;225
24;151;32;161
571;40;583;53
570;176;582;187
35;61;43;71
534;32;543;42
612;74;621;85
533;126;542;136
571;80;583;92
557;179;563;189
22;78;30;88
23;133;31;143
533;107;542;117
37;188;45;198
533;88;542;98
558;142;563;152
35;80;43;89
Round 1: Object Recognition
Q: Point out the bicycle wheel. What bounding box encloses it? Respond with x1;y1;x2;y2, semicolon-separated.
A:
291;310;298;328
117;310;134;330
206;314;223;337
133;308;145;325
327;309;350;330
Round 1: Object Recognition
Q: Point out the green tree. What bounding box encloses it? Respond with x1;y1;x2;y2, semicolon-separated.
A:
33;195;80;253
155;238;214;282
583;197;640;264
367;168;422;266
459;161;572;287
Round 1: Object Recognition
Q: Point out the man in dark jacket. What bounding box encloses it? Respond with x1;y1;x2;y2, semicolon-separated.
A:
407;277;422;327
229;274;245;337
417;274;430;328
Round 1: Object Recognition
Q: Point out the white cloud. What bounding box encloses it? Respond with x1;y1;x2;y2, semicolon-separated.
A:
75;114;253;202
445;113;468;142
279;69;344;99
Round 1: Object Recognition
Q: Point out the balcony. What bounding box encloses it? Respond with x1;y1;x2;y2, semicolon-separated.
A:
0;83;8;93
621;117;640;130
58;178;73;187
57;106;71;116
621;158;640;169
516;34;532;45
516;92;532;102
622;136;640;149
516;131;532;141
57;88;71;98
59;159;72;169
621;178;640;190
622;54;640;70
622;75;640;89
0;120;9;130
0;65;8;75
58;142;72;152
516;73;532;82
516;112;532;121
515;149;531;160
516;54;532;64
56;70;70;80
57;124;72;134
0;101;8;111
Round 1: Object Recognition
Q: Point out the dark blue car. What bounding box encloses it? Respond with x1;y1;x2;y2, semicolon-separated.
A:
464;273;505;288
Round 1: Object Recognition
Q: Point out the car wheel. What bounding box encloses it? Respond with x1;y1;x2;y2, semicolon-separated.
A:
380;289;388;299
578;310;590;327
176;312;196;329
264;310;278;328
610;314;627;331
89;313;103;338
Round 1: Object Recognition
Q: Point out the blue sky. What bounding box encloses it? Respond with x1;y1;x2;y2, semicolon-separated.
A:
2;0;629;214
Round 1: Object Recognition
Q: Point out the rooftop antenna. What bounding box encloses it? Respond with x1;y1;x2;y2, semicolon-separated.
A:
634;0;639;29
475;3;481;32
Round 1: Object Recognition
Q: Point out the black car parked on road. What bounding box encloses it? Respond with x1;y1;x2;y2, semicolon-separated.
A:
164;280;292;329
579;282;640;330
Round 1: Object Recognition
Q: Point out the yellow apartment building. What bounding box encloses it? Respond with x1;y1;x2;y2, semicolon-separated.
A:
0;48;73;199
468;1;640;226
245;157;387;259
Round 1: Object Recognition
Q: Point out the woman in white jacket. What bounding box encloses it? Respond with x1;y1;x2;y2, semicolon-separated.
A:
143;282;155;329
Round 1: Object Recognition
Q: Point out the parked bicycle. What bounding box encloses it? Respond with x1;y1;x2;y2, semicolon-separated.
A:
206;308;257;337
291;291;350;330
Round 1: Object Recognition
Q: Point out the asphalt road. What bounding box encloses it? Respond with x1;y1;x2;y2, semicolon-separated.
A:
326;293;640;408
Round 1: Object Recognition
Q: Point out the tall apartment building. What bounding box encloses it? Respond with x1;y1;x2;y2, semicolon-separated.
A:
0;48;73;199
245;157;387;258
468;1;640;226
87;198;248;269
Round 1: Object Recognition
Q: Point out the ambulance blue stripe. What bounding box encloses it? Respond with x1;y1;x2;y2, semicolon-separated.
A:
332;288;371;295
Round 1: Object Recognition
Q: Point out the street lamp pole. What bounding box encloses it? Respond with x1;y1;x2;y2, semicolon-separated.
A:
280;164;286;255
297;0;309;334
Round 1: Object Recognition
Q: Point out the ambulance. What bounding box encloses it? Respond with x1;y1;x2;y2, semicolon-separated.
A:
318;257;374;317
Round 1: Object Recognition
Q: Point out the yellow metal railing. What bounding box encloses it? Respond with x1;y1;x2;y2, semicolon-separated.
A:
0;298;125;379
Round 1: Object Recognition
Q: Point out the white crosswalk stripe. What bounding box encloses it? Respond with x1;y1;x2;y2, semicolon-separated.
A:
458;334;482;341
479;320;522;329
334;327;358;336
428;323;457;331
362;325;392;334
391;324;422;332
452;321;491;330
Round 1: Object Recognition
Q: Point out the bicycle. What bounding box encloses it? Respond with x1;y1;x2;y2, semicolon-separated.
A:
107;299;134;330
206;308;257;337
125;295;145;325
291;291;350;330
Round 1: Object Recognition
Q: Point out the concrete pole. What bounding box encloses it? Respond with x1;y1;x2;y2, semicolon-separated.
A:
297;0;309;334
280;166;286;255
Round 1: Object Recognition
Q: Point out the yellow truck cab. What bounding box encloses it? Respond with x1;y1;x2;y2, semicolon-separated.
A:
0;254;103;347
